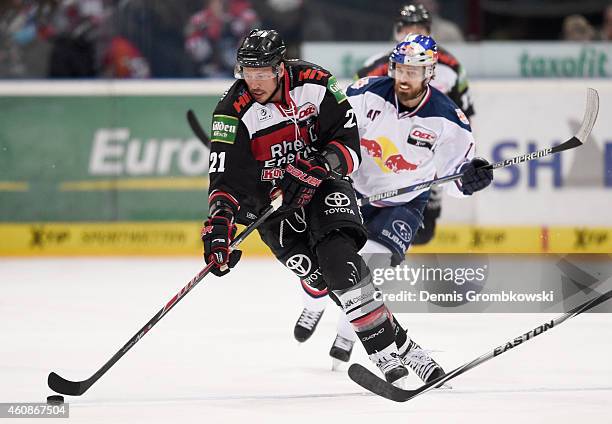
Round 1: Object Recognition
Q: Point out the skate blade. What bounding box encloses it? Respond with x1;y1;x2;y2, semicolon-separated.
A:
433;382;452;390
391;376;410;390
331;358;347;371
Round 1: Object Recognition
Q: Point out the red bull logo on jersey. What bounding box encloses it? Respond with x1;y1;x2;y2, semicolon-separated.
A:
360;138;383;158
384;154;418;172
360;136;419;174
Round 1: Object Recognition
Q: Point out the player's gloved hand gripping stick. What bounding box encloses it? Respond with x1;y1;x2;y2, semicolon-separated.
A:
358;88;599;206
47;195;284;397
202;214;242;276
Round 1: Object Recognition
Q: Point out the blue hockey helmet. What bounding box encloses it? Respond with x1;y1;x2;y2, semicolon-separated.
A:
388;33;438;81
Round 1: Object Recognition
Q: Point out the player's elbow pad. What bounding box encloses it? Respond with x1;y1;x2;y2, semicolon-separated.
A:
208;190;240;220
320;143;359;177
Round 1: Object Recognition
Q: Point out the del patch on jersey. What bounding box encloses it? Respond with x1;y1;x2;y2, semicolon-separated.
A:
407;125;437;149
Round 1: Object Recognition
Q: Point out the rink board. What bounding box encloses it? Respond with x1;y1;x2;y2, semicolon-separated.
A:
1;222;611;255
0;80;610;255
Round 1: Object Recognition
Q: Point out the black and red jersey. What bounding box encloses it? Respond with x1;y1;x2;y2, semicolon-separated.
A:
207;59;361;223
355;46;475;119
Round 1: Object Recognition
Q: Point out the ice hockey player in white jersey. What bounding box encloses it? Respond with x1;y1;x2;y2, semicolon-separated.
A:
292;34;493;383
357;3;476;246
349;34;489;206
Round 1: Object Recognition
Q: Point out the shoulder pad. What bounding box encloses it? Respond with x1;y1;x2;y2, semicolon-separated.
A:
212;81;250;144
286;60;332;86
436;46;460;69
422;87;471;131
215;80;254;117
346;76;391;97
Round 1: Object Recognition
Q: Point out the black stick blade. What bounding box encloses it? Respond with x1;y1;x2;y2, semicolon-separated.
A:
551;136;582;154
349;286;612;403
348;364;412;402
48;372;88;396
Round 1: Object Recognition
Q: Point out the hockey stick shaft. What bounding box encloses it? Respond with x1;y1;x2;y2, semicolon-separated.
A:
359;140;573;206
349;283;612;402
190;106;578;207
359;87;599;206
187;109;211;147
48;196;283;396
407;284;612;401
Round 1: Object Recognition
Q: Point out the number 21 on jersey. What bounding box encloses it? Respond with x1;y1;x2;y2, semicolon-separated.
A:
209;152;226;172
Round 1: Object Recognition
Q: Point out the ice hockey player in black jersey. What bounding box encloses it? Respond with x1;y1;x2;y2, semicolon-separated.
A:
201;29;413;386
292;4;478;363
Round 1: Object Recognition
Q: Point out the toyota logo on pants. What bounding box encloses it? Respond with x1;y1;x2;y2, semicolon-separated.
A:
285;254;312;277
325;192;351;207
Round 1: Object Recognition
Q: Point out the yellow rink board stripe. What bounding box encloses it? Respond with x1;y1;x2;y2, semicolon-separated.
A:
0;223;610;256
59;177;209;191
0;182;29;191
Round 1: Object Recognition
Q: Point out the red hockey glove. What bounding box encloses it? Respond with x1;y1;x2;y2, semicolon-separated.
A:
201;215;242;277
278;154;329;209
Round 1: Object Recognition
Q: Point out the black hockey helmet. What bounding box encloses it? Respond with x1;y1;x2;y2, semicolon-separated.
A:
395;4;432;32
236;29;287;68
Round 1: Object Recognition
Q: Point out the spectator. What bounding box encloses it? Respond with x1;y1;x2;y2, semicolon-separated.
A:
0;0;52;78
185;0;259;78
562;14;596;41
115;1;196;78
418;0;464;42
102;36;150;78
254;0;303;57
601;4;612;41
46;0;109;77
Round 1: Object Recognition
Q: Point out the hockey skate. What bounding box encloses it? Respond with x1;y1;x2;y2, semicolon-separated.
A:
294;308;324;343
372;351;409;389
329;335;355;370
399;338;448;387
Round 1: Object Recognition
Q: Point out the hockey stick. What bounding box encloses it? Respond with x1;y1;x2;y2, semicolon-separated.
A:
358;87;599;206
348;284;612;402
48;195;283;396
187;109;211;147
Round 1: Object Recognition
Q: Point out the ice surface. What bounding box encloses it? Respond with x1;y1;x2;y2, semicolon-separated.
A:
1;258;611;423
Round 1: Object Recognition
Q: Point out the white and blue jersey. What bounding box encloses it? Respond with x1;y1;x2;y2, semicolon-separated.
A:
346;76;475;206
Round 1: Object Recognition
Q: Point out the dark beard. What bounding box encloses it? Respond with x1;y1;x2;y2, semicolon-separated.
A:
396;86;426;106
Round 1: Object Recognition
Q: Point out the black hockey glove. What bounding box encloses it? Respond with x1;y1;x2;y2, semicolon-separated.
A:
201;214;242;277
412;187;442;245
459;157;493;195
279;154;329;209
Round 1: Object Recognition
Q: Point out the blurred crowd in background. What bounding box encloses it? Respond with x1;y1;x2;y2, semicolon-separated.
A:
0;0;611;78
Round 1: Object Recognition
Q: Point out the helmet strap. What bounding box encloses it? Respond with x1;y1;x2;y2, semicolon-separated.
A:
421;78;430;92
